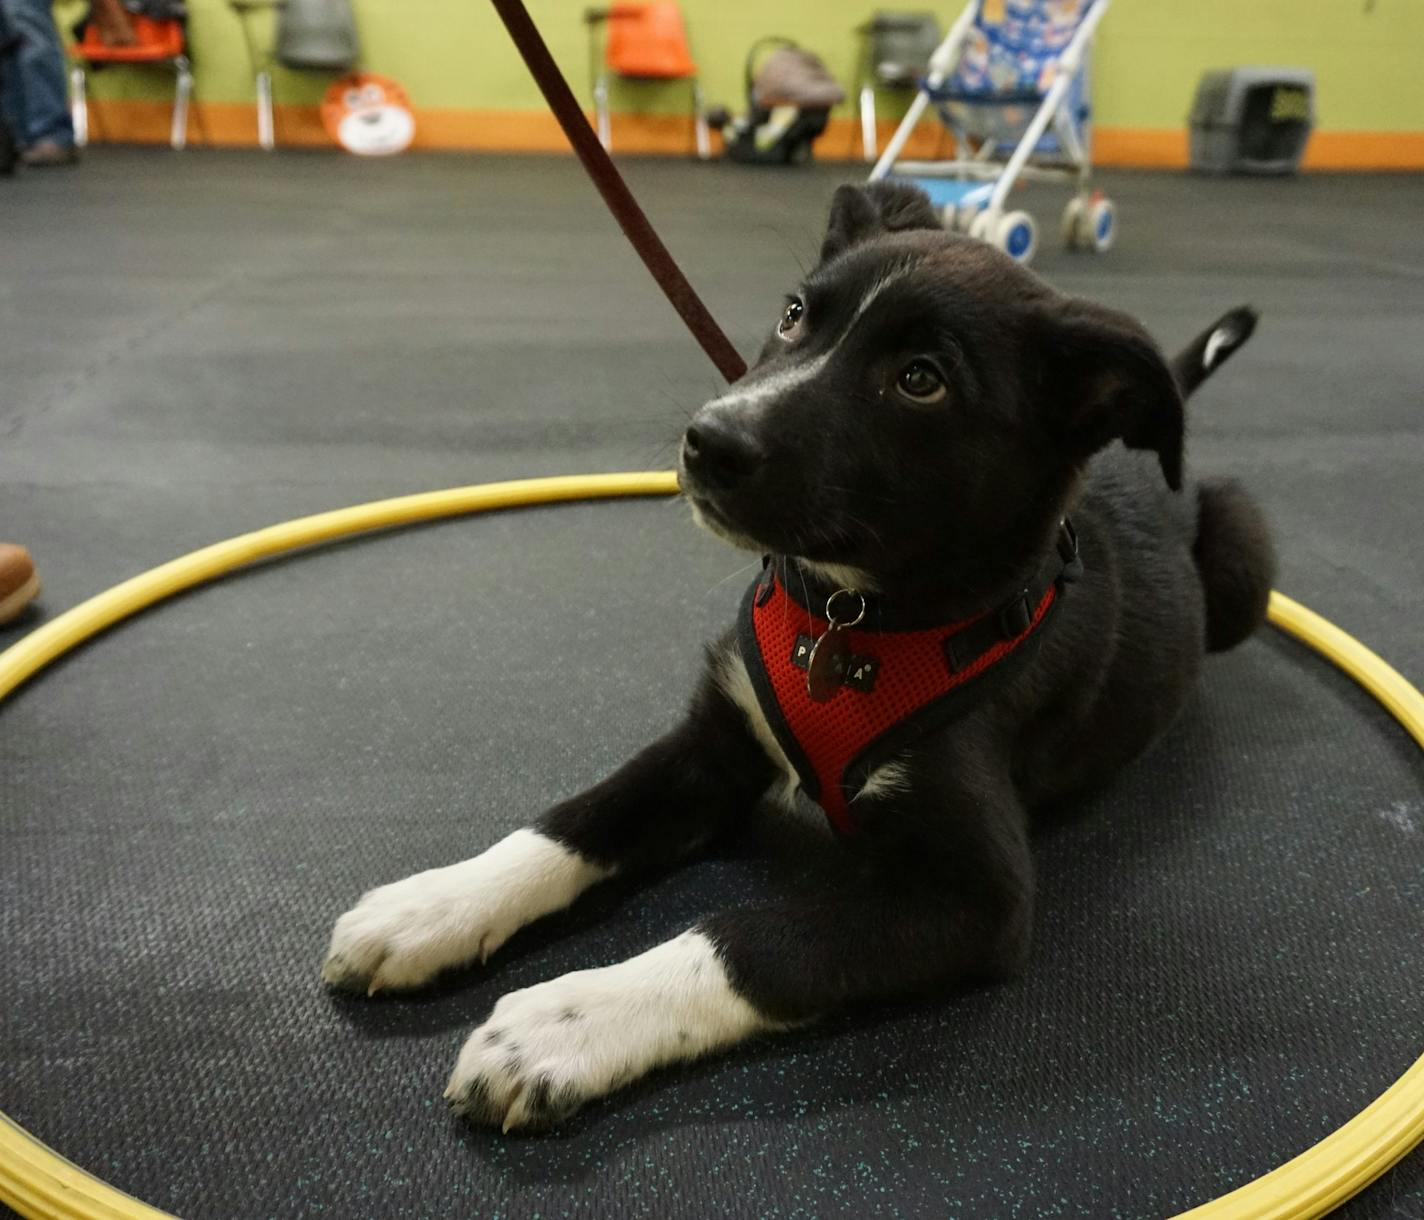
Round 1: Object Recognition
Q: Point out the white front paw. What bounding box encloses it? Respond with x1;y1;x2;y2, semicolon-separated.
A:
444;931;772;1131
320;829;611;994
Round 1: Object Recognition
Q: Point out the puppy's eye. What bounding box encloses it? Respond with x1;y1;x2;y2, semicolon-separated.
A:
895;359;947;404
778;299;804;338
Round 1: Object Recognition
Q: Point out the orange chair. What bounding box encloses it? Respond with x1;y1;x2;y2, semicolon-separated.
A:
584;3;709;158
70;14;193;150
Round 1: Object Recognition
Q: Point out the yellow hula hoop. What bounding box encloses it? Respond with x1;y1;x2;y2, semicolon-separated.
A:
0;471;1420;1220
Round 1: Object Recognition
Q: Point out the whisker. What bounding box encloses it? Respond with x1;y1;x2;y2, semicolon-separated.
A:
656;387;699;424
758;222;812;279
794;552;816;623
703;558;760;599
817;483;898;506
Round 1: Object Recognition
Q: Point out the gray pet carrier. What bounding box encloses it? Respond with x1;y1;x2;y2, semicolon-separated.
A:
1189;67;1315;175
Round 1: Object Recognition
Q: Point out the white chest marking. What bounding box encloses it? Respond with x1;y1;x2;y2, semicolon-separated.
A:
715;648;801;808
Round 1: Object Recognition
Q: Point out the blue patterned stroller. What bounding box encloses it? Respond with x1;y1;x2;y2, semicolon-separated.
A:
869;0;1113;264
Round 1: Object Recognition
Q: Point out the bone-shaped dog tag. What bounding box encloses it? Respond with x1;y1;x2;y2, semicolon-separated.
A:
805;589;866;703
806;626;850;702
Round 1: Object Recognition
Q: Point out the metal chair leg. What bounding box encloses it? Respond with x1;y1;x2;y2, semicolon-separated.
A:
256;69;274;151
860;83;877;161
171;56;192;150
70;65;89;148
594;71;611;151
692;79;709;160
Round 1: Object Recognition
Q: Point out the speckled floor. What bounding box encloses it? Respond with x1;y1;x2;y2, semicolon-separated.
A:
1;151;1422;1219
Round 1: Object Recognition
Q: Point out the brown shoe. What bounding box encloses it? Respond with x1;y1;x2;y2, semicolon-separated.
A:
21;141;79;168
0;545;40;625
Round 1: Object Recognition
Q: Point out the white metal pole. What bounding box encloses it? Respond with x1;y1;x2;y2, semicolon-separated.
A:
257;70;274;151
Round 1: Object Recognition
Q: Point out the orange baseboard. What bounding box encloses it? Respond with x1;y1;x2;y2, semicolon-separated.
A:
77;98;724;152
80;98;326;148
1300;129;1424;170
79;99;1424;170
1076;126;1424;170
1093;127;1189;168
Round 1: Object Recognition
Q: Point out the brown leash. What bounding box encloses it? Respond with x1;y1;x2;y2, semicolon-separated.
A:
490;0;747;384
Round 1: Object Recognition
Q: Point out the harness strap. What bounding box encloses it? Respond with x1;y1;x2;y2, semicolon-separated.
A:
945;518;1082;670
742;522;1081;834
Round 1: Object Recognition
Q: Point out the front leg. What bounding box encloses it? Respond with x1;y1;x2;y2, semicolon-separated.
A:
447;757;1034;1129
445;929;774;1131
321;666;776;993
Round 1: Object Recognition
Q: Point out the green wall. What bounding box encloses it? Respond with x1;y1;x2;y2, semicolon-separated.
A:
1095;0;1424;131
69;0;1424;132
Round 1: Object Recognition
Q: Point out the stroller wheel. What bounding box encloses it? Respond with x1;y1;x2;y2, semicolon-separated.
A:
968;210;995;242
994;210;1039;264
1061;196;1088;249
955;204;983;234
940;203;974;233
1085;197;1117;252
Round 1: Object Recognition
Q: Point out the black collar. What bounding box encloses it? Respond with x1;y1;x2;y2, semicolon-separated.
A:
767;519;1082;641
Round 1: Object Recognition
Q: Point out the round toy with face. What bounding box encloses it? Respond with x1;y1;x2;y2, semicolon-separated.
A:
321;74;416;156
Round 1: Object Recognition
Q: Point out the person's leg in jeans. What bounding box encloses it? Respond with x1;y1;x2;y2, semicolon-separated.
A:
0;1;22;161
0;0;75;159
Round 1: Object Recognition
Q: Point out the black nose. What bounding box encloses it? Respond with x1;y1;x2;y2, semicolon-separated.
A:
682;416;763;490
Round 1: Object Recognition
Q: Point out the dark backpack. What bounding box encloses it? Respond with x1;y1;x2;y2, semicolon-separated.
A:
276;0;360;72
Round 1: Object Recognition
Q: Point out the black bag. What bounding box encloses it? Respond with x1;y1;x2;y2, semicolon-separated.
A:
276;0;359;72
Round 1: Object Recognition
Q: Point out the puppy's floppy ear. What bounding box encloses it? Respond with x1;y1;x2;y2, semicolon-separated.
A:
819;182;942;264
1030;298;1185;490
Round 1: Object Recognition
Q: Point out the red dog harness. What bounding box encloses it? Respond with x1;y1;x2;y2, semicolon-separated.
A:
738;523;1081;835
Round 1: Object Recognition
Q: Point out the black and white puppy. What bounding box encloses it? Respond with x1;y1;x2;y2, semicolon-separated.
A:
321;183;1275;1133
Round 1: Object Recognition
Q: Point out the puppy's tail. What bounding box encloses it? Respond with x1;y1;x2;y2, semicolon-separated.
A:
1172;305;1258;398
1175;306;1272;650
1193;478;1276;652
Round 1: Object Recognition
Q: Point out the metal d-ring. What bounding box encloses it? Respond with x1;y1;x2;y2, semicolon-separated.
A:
824;589;866;629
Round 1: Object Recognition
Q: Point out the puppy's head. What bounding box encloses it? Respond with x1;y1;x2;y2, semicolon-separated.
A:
679;183;1183;595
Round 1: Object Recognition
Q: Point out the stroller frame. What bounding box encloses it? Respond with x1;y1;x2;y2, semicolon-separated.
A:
869;0;1113;263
